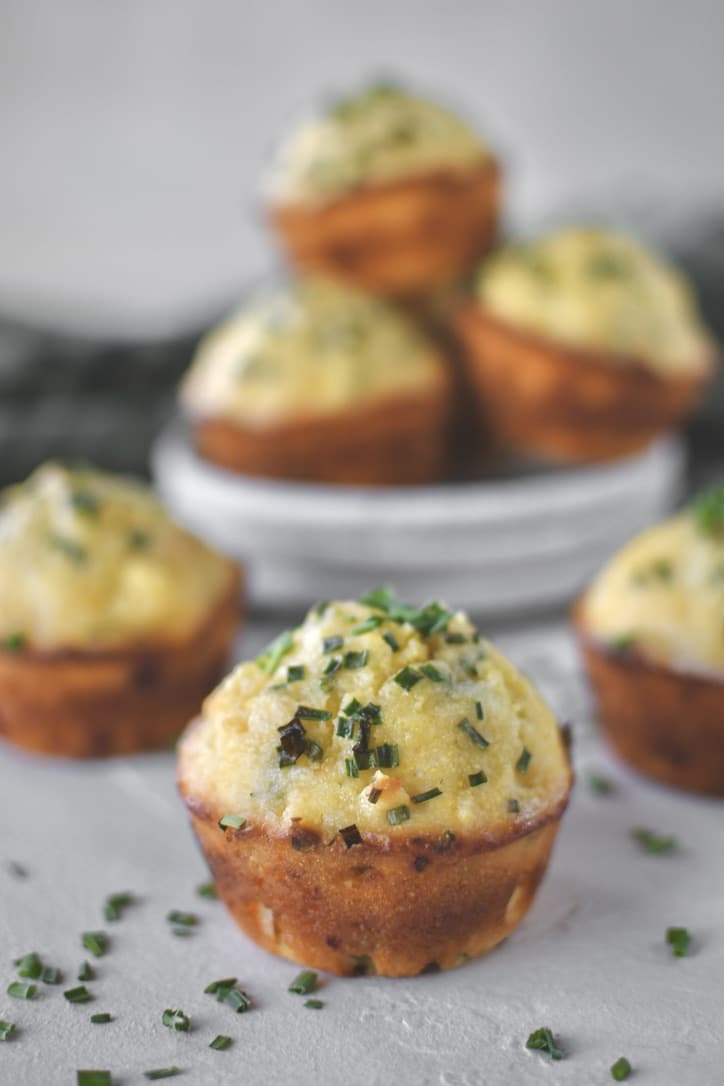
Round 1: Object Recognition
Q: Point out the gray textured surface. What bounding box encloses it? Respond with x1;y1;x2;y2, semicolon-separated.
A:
1;617;722;1085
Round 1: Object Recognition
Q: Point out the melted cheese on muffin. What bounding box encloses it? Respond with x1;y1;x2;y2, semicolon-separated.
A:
268;84;488;204
0;463;233;650
582;490;724;676
477;227;715;376
179;594;570;841
181;279;445;427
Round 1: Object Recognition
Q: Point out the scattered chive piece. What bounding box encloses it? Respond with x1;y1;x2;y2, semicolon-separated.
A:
608;633;636;652
631;827;677;854
468;771;488;787
375;743;399;768
526;1027;564;1060
144;1071;181;1081
359;586;395;611
368;787;382;805
197;881;217;899
304;999;324;1009
296;706;331;721
394;666;422;691
204;977;237;996
611;1057;632;1080
41;966;63;985
287;664;305;682
82;931;109;958
210;1034;232;1050
345;758;359;778
382;632;399;652
445;632;467;644
507;799;520;813
2;632;25;653
64;986;93;1003
323;635;344;654
70;490;101;515
78;961;95;982
353;749;377;771
218;813;245;831
171;927;193;938
336;717;355;739
343;697;363;716
588;772;615;796
387;805;410;827
306;740;324;762
77;1074;112;1086
90;1013;112;1024
420;663;444;682
458;718;489;749
221;987;252;1013
166;911;198;927
344;650;368;669
475;700;484;720
0;1020;15;1041
289;970;318;995
104;892;134;922
339;825;363;848
411;787;443;804
7;981;35;1000
162;1008;190;1032
351;615;383;634
516;748;532;773
691;484;724;535
15;952;42;979
257;628;294;674
666;926;691;957
322;656;341;677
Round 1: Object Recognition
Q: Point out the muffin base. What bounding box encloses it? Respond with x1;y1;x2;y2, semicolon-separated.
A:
270;161;501;297
455;303;712;464
0;568;242;758
574;606;724;795
181;788;569;977
189;379;452;486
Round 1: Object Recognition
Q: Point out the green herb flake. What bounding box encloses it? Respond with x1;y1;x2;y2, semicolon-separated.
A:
218;813;245;831
322;635;344;654
296;706;331;720
666;926;691;957
306;740;324;762
64;985;93;1004
376;743;399;768
475;700;484;720
287;665;305;682
468;771;488;787
104;892;134;922
256;629;293;674
210;1034;232;1050
322;656;342;678
387;805;410;827
197;881;217;899
344;650;368;670
77;1073;112;1086
691;484;724;535
345;758;359;778
288;970;318;995
90;1013;112;1024
204;977;237;997
608;633;636;653
14;952;42;979
305;999;324;1009
588;772;615;796
631;827;677;855
0;1020;15;1041
41;966;63;985
78;961;94;982
611;1056;632;1080
2;632;25;654
507;798;520;814
359;586;395;611
7;981;35;1000
383;632;399;652
351;616;383;635
167;910;198;927
144;1071;181;1082
70;490;101;515
458;718;489;749
394;666;422;691
162;1008;190;1032
221;987;252;1013
526;1026;564;1060
420;663;445;682
82;931;109;958
516;748;532;773
336;716;355;739
411;787;443;804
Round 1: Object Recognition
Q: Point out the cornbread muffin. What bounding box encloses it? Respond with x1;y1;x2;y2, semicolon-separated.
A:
267;83;500;296
575;485;724;794
181;278;452;485
178;590;572;976
456;227;716;463
0;463;241;757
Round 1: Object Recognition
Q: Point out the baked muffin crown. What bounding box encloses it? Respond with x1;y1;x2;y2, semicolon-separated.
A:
268;83;489;204
179;591;571;843
0;463;233;651
477;226;715;375
581;485;724;677
180;278;445;426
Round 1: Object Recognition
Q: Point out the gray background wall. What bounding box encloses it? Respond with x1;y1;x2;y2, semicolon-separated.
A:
1;0;723;337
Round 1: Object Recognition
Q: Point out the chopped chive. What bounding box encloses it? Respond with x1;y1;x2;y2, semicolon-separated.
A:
210;1034;232;1050
387;805;410;826
507;798;520;813
588;772;615;795
631;827;677;854
64;986;92;1003
306;740;324;762
167;911;198;927
323;635;344;653
336;717;355;739
608;633;636;652
288;970;318;995
516;748;532;773
256;629;293;674
445;633;467;644
171;927;193;938
218;813;245;831
394;666;422;691
468;770;487;787
458;718;489;749
78;961;94;981
322;656;342;677
90;1013;112;1024
0;1020;15;1041
526;1027;564;1060
104;892;134;922
144;1071;181;1081
41;966;63;985
375;743;399;768
204;977;237;996
82;931;109;958
475;701;484;720
77;1074;112;1086
339;825;363;848
344;650;368;669
304;998;324;1009
7;981;35;1000
611;1056;632;1081
343;697;363;716
15;952;42;978
666;926;691;957
420;663;445;682
351;616;383;634
2;632;25;653
368;787;382;805
287;665;305;682
162;1008;190;1031
411;787;443;804
70;490;101;515
383;632;400;652
197;881;217;899
313;600;331;617
359;587;395;611
221;987;252;1013
353;749;377;771
345;758;359;778
296;706;331;721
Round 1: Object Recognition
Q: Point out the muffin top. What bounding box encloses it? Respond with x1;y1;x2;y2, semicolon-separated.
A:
179;591;571;843
180;278;445;427
477;227;715;376
268;83;489;204
0;463;234;651
581;486;724;677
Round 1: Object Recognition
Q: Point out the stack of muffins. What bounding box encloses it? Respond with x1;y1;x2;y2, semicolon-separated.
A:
180;81;717;483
